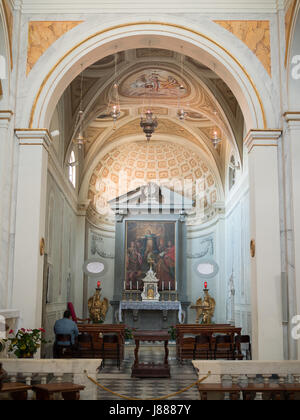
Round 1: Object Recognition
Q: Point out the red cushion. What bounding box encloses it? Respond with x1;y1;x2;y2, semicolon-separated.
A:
67;302;77;322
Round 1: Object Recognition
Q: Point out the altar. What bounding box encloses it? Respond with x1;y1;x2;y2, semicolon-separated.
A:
118;301;184;324
109;184;192;330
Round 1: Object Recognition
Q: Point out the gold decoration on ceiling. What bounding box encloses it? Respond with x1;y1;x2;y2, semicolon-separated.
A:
214;20;271;77
27;21;83;75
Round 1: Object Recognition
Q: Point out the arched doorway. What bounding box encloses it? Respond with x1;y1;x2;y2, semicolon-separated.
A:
12;20;284;360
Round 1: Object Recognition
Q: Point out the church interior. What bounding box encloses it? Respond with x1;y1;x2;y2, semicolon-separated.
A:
1;0;300;401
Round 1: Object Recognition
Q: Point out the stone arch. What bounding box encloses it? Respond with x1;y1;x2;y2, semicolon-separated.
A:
0;3;11;107
23;18;273;132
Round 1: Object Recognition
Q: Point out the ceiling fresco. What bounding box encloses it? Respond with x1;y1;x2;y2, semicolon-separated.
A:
120;68;189;98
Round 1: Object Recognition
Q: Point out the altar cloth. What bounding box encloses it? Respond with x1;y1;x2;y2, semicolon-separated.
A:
118;301;184;323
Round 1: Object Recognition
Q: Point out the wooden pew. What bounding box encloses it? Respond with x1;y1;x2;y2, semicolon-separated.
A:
197;383;286;400
78;324;125;361
0;383;32;400
175;324;242;363
33;383;85;401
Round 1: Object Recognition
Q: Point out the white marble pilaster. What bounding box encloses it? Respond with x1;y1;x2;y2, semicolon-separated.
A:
75;201;89;319
245;129;284;360
284;113;300;359
12;130;51;329
0;111;14;310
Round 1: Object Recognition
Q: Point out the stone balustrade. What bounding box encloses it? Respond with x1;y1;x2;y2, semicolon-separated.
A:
193;361;300;400
0;359;102;400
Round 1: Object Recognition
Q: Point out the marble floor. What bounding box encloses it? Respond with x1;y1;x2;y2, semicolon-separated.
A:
96;344;200;400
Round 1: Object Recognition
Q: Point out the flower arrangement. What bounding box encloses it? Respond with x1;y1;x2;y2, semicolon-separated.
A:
5;328;47;359
168;326;177;341
124;327;135;340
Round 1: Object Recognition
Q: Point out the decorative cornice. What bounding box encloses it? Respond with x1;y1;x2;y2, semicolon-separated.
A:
0;110;13;120
19;0;287;13
244;129;282;153
284;112;300;122
15;129;52;151
77;200;91;216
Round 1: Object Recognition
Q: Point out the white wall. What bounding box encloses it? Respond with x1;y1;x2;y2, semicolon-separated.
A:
44;172;80;349
187;217;226;324
225;182;251;335
86;224;115;323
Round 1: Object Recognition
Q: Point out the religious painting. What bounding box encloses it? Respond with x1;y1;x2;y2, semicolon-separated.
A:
120;68;188;98
125;221;176;291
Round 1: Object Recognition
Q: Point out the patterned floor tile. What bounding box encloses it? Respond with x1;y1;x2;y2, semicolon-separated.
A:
96;345;199;400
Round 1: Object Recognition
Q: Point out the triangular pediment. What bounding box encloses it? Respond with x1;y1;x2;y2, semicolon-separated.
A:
108;183;193;213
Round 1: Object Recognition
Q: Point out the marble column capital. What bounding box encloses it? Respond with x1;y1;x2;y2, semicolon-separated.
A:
15;129;52;152
0;110;13;128
77;200;91;216
244;129;282;153
284;112;300;129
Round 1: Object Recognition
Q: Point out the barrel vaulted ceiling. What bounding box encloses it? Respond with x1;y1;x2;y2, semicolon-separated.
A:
51;48;244;225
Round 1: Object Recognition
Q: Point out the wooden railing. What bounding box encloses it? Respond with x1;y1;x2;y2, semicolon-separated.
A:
0;359;102;400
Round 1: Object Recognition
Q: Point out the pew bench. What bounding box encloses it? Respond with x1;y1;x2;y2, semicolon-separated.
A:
0;383;32;400
197;383;300;400
32;383;85;400
176;325;242;363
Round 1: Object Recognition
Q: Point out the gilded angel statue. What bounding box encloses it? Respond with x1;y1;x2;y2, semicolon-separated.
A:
88;289;109;323
195;291;216;324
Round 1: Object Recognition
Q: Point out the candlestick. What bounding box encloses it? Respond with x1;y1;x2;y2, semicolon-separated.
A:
162;281;165;291
169;282;171;291
130;281;132;290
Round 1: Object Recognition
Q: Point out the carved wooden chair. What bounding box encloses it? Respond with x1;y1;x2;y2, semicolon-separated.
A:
101;334;121;370
214;335;235;360
76;332;95;359
193;335;212;360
